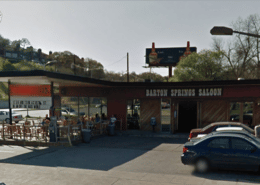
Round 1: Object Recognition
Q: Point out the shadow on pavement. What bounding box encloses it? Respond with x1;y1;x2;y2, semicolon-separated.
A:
0;135;187;171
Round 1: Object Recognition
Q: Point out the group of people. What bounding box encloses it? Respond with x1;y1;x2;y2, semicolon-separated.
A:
80;113;116;125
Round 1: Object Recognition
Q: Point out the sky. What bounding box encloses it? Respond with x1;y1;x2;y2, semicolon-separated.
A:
0;1;260;77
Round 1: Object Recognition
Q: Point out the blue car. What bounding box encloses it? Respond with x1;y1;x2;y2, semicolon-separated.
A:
181;133;260;173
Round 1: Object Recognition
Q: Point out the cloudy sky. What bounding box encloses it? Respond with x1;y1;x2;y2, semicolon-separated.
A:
0;1;259;76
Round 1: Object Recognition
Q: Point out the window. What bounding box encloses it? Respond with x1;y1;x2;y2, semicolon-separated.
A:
208;138;229;149
231;138;255;150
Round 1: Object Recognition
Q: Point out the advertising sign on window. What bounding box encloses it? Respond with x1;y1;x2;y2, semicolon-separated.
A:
11;96;52;109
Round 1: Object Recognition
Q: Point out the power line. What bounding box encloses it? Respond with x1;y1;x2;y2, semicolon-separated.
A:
106;55;127;67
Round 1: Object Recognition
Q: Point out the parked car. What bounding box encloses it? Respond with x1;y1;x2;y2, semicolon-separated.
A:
0;110;23;124
188;122;254;140
190;127;260;144
61;109;77;116
230;114;253;127
182;133;260;173
61;107;85;116
95;104;107;108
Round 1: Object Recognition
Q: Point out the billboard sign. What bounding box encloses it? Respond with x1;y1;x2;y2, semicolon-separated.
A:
145;42;197;67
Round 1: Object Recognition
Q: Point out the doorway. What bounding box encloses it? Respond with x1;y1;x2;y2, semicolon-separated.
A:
178;101;197;132
161;98;171;132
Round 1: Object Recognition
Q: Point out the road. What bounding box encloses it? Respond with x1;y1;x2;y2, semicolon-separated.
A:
0;136;259;184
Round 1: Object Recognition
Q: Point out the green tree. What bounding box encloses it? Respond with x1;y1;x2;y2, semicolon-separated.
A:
2;59;16;71
169;50;225;82
138;72;165;82
0;35;10;50
85;58;105;79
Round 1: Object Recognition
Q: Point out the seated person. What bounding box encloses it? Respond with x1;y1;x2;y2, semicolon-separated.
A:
42;114;50;125
95;114;100;123
101;113;107;121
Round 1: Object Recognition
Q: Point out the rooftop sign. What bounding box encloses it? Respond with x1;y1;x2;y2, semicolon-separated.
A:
146;88;222;97
145;42;197;67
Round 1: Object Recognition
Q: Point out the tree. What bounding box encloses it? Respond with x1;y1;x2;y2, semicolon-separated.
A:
1;59;16;71
0;35;10;50
212;14;260;79
169;50;225;82
138;72;165;82
85;58;105;79
20;38;30;49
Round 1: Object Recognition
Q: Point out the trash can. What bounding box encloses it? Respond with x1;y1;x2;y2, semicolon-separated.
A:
108;124;115;136
82;129;91;143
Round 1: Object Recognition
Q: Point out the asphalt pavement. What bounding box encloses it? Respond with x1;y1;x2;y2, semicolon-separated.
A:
0;135;259;184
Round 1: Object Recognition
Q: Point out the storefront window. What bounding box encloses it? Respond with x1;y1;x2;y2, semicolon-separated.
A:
89;97;107;122
79;97;89;119
127;99;140;129
61;97;79;122
243;102;253;128
230;102;253;128
230;102;240;121
61;96;107;123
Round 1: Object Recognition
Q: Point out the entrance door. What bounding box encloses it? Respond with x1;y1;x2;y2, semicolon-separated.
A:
178;101;197;132
161;98;171;132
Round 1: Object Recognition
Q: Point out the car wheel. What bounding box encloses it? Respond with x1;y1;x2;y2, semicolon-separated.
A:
195;158;209;173
15;121;19;123
5;118;10;124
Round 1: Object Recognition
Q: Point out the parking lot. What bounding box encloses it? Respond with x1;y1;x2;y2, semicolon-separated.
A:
0;135;259;184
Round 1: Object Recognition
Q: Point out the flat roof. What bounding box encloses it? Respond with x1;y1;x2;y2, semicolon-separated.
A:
1;70;260;88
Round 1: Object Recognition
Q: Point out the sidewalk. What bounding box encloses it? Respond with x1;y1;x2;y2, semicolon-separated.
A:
116;130;189;139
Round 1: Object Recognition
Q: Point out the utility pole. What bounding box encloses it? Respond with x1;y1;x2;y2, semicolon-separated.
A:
73;55;76;75
127;53;129;82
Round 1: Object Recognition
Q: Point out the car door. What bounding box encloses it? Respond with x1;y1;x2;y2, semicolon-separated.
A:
206;137;233;169
0;111;6;121
230;138;259;171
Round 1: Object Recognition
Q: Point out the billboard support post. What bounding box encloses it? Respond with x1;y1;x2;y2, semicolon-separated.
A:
169;66;172;78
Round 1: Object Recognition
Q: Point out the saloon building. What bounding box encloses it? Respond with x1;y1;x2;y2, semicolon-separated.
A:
1;70;259;134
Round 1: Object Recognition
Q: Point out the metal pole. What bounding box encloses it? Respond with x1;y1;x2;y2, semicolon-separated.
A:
127;52;129;82
150;67;152;81
51;82;54;117
169;66;172;78
233;31;260;38
8;80;12;125
74;55;76;75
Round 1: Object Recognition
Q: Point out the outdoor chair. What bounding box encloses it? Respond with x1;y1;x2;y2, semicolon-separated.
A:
23;126;32;140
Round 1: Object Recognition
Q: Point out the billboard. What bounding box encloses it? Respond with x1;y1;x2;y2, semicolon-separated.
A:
145;42;197;67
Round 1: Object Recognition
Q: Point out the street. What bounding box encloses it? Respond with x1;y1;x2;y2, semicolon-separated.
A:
0;136;259;184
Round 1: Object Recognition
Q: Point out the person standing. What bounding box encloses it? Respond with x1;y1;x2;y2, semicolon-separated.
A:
110;115;117;125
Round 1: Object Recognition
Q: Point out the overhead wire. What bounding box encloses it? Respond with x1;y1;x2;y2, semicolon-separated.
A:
105;55;127;67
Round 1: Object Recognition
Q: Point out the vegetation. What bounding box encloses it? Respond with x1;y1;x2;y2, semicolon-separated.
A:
212;14;260;80
169;50;230;82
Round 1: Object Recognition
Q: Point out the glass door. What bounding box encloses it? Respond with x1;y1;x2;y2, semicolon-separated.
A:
161;98;171;132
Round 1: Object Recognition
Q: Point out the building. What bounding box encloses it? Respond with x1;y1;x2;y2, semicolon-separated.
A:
1;70;259;133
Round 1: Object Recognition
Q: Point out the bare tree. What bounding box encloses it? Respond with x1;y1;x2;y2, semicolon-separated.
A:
212;14;260;79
